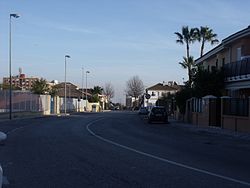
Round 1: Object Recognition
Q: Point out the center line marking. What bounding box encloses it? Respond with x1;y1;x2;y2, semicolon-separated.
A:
86;118;250;187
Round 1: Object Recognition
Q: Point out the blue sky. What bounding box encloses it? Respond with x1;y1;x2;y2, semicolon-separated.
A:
0;0;250;103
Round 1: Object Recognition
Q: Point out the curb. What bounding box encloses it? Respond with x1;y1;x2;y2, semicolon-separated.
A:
169;119;250;140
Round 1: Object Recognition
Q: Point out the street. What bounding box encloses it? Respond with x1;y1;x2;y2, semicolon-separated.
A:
0;111;250;188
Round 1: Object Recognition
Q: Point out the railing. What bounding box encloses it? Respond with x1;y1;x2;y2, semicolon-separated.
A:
224;58;250;79
222;98;249;117
0;90;42;113
191;98;203;113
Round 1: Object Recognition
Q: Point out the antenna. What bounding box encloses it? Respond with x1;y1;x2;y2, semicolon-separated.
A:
19;67;22;75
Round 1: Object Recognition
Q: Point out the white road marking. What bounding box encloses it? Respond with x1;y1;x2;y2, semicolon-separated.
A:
6;126;28;135
86;118;250;187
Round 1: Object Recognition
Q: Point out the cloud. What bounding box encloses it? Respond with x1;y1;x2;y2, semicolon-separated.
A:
50;24;97;34
30;19;97;34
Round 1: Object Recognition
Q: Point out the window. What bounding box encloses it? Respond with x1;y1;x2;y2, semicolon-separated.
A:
222;58;225;67
237;47;241;61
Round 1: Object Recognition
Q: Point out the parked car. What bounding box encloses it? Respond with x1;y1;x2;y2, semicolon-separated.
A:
138;107;149;115
148;106;168;123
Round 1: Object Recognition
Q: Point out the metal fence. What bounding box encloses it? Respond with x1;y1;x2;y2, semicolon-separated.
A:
224;58;250;78
187;98;203;113
191;98;203;113
222;98;249;117
0;90;43;113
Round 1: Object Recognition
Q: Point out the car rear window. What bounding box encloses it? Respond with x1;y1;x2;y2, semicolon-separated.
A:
152;108;165;114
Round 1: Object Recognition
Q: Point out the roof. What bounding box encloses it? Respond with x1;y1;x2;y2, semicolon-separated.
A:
54;82;92;98
222;25;250;44
195;26;250;65
147;83;181;91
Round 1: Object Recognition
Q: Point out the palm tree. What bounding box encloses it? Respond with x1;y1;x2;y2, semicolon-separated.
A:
174;26;198;59
179;56;196;84
92;86;103;95
31;78;49;94
197;26;219;57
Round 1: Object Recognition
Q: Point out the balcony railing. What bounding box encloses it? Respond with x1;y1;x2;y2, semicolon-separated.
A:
224;58;250;80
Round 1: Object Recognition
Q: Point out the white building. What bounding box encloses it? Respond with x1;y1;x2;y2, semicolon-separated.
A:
144;81;181;107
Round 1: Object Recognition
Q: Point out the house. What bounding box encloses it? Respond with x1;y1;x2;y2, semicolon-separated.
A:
54;82;91;99
53;83;109;112
195;26;250;98
192;26;250;132
144;81;182;107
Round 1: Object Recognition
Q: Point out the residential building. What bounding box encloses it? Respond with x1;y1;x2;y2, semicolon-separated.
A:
190;26;250;132
3;73;38;90
195;26;250;98
53;83;109;111
144;81;182;107
54;82;88;99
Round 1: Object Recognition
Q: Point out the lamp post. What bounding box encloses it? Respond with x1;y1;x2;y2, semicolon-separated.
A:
81;67;84;99
85;71;90;111
64;55;70;115
9;13;20;120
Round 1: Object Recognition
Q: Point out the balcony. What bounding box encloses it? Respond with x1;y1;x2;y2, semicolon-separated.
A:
224;58;250;81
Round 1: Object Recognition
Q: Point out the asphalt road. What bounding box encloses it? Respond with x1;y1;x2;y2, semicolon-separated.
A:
0;111;250;188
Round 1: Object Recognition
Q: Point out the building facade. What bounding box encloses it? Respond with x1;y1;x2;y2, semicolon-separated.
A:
144;81;181;107
3;73;38;90
195;26;250;98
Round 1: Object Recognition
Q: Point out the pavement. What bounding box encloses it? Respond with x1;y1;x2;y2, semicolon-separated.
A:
169;118;250;141
139;113;250;140
0;112;43;123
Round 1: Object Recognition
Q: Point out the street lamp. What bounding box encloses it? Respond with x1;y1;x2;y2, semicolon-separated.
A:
81;67;84;99
9;13;20;120
64;55;70;115
85;71;90;111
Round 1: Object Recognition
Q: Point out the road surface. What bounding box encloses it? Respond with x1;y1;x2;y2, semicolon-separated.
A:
0;111;250;188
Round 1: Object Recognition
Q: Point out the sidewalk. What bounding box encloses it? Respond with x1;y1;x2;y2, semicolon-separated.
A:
169;118;250;141
0;112;44;123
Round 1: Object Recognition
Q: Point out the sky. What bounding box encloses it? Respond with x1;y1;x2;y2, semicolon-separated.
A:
0;0;250;103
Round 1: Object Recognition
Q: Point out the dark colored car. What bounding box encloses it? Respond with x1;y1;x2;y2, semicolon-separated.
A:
148;106;168;123
138;107;149;115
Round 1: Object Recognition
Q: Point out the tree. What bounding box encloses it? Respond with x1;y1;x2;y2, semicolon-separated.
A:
89;94;100;103
197;26;219;57
92;86;103;95
174;26;198;59
31;78;49;94
103;83;114;101
192;66;225;97
175;86;194;114
88;86;103;103
179;56;196;85
125;76;144;107
49;86;58;97
174;66;225;115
